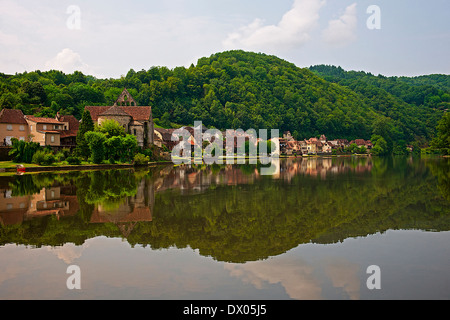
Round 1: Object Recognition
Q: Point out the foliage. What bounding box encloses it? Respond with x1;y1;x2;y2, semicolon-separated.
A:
431;112;450;155
66;156;82;165
105;134;138;163
32;150;57;166
97;119;126;138
134;153;150;165
371;135;389;156
85;131;107;164
0;51;448;151
75;109;95;159
8;138;42;163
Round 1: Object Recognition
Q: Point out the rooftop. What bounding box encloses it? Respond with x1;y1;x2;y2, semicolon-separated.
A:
0;109;28;125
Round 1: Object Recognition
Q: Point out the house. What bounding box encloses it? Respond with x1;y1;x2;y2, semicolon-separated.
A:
322;142;333;154
56;112;79;148
298;140;308;155
349;139;373;150
283;131;295;142
306;138;322;154
85;89;154;148
25;115;68;147
0;109;29;146
154;128;178;151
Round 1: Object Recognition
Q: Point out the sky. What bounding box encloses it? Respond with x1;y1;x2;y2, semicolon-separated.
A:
0;0;449;79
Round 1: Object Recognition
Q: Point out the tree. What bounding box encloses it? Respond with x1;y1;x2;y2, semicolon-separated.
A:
431;112;450;155
371;135;388;156
85;131;106;164
76;109;95;159
97;119;126;138
9;138;41;163
160;112;171;128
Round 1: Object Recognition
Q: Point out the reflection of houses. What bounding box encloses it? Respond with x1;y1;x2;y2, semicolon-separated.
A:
89;179;154;237
0;186;79;226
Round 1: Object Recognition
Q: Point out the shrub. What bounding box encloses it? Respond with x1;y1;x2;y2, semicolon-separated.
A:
55;151;66;162
32;150;57;166
66;156;82;165
9;139;42;163
32;150;46;165
134;153;150;166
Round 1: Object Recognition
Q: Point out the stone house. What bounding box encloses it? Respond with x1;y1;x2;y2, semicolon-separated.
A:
85;89;154;148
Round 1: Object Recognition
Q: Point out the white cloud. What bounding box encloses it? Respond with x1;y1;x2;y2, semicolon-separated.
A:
322;3;358;47
44;48;93;75
223;0;325;51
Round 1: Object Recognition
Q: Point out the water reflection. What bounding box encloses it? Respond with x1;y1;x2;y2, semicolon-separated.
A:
0;156;449;264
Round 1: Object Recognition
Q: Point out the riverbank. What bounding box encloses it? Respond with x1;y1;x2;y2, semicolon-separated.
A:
0;161;174;174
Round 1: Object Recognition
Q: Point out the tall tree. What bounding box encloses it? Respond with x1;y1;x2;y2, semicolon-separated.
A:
75;109;95;159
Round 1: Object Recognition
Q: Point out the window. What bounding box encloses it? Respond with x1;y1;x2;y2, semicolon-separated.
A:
20;125;25;131
19;137;25;141
134;129;137;135
43;125;47;130
51;135;55;143
30;125;33;131
7;124;12;131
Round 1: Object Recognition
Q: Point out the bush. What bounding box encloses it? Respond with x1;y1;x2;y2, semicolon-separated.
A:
32;150;57;166
9;139;42;163
66;156;82;165
32;150;46;165
134;153;150;166
55;151;66;162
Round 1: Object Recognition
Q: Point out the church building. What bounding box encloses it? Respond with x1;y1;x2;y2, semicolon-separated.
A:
85;89;154;148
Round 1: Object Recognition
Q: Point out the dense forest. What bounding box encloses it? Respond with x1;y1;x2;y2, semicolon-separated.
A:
0;50;448;147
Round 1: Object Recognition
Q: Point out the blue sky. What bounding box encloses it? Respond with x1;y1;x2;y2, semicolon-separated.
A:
0;0;448;78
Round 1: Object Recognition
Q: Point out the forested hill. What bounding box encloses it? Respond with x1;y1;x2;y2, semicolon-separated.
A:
0;50;447;145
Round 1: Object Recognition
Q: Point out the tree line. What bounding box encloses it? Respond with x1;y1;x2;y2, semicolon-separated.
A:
1;50;449;155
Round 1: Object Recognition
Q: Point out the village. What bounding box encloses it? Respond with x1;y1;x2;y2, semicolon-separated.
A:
0;88;373;162
153;126;374;157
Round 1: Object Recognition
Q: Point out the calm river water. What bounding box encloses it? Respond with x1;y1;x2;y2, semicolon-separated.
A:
0;156;449;300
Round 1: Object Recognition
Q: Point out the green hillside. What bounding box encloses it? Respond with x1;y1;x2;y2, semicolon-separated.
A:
0;50;447;146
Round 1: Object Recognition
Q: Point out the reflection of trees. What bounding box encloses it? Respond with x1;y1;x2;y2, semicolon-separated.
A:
1;158;449;263
139;160;449;262
427;157;450;201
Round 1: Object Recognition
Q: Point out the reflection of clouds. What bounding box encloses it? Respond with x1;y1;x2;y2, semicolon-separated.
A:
47;243;88;264
0;246;29;287
225;257;322;300
225;256;362;300
324;258;360;300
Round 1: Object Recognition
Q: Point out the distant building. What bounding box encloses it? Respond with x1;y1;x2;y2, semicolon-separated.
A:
0;109;29;146
85;89;154;148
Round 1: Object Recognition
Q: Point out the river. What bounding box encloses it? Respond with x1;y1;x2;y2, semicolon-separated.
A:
0;156;449;300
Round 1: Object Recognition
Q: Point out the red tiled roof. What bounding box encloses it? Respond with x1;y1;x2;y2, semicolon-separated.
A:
58;114;80;131
25;115;65;125
85;106;152;122
0;109;28;124
100;105;131;117
57;114;79;138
